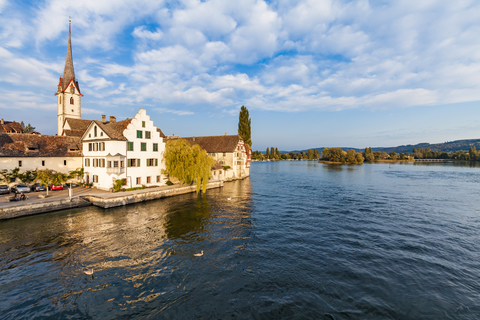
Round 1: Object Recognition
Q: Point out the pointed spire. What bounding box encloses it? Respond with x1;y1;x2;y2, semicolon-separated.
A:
62;19;75;90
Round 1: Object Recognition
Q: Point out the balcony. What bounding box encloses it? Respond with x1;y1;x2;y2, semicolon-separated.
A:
106;167;125;175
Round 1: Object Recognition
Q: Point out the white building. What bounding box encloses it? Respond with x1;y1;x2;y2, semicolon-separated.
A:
81;109;166;190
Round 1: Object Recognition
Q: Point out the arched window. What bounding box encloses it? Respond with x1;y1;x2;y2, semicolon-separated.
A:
59;96;62;104
70;97;74;104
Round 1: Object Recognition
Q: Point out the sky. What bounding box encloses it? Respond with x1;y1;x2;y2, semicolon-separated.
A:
1;0;480;151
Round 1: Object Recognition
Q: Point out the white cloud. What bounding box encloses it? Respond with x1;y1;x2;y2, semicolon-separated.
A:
156;107;194;116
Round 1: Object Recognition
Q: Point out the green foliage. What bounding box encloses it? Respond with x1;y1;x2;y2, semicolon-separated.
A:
36;169;55;196
113;179;125;192
166;180;174;186
265;148;270;158
68;168;84;181
252;150;264;161
238;105;252;146
163;139;215;193
222;166;231;170
17;169;37;184
322;148;363;164
307;149;314;160
125;185;146;191
22;123;36;133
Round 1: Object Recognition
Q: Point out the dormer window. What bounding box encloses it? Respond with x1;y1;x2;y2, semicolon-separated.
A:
70;97;74;104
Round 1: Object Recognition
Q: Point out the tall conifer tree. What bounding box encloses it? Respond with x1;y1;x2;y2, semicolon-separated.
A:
238;106;252;146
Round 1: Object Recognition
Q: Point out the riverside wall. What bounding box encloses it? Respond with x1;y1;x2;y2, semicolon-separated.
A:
0;181;223;220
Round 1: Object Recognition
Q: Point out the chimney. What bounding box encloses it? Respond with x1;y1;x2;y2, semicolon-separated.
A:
110;116;116;123
224;132;227;136
0;119;3;125
193;137;195;141
102;115;106;122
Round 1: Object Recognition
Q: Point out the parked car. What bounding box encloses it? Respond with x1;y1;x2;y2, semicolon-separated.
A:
10;184;31;193
0;185;10;195
49;184;64;191
31;183;47;192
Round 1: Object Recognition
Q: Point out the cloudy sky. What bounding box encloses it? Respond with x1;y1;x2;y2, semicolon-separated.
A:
1;0;480;151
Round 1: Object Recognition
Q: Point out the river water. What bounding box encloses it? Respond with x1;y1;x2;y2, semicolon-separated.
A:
1;161;480;319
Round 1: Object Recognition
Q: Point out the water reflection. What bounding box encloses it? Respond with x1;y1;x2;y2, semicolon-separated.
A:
0;179;254;319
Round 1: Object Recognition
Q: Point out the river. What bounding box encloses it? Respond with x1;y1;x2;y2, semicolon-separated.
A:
1;161;480;319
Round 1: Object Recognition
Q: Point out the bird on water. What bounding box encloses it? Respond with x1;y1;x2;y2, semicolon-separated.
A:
194;251;204;257
84;268;94;275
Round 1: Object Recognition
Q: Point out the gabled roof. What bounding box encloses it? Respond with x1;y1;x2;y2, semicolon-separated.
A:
157;127;166;138
166;135;244;153
81;119;133;141
62;118;91;137
0;133;82;157
0;121;23;133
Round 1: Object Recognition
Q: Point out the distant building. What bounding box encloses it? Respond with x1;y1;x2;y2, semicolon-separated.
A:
0;119;23;134
166;134;251;181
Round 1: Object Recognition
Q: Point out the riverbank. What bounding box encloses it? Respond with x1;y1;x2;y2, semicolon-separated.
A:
0;180;223;220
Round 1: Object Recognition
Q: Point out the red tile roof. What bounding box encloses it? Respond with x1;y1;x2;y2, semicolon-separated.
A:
0;133;82;157
166;135;244;153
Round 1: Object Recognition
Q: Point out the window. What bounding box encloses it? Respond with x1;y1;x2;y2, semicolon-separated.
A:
59;96;62;104
120;161;124;168
127;142;134;151
142;121;145;128
89;134;91;138
147;176;151;184
93;175;98;183
127;159;140;167
141;143;146;151
146;158;156;167
156;175;161;182
89;143;92;152
101;142;105;151
70;97;74;104
145;131;151;139
93;159;97;167
153;143;158;151
137;130;143;138
223;152;226;157
136;177;141;185
100;132;103;137
113;161;119;168
64;160;67;166
85;158;90;167
107;161;112;168
101;159;105;167
42;160;45;166
18;160;22;167
94;126;97;137
155;158;158;166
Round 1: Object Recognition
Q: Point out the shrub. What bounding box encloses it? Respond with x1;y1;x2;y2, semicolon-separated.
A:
166;180;174;186
113;179;125;192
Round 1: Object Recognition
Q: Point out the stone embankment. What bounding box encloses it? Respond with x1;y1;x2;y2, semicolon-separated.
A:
0;181;223;220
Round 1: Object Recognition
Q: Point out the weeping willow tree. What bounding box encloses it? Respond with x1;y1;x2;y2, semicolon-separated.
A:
163;139;215;193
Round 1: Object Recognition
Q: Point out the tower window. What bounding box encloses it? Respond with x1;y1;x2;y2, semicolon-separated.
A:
60;96;62;104
94;126;97;137
71;109;74;112
70;97;74;104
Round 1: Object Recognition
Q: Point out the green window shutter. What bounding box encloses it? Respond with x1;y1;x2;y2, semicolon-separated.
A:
141;143;146;151
142;121;145;128
127;142;134;151
155;158;158;166
153;143;158;151
127;160;131;167
137;159;141;167
146;159;149;167
146;131;151;139
89;143;92;151
137;130;143;138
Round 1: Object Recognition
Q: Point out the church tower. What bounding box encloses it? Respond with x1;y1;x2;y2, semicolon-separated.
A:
56;19;82;135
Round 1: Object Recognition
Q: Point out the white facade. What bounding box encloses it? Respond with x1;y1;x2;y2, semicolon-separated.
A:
82;109;166;191
0;157;82;175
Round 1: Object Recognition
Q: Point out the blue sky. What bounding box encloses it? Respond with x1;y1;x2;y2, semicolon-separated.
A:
1;0;480;151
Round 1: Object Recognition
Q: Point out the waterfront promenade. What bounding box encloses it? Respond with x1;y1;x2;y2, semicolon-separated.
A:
0;181;223;220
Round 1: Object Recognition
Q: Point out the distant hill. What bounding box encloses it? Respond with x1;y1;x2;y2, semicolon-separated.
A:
284;138;480;154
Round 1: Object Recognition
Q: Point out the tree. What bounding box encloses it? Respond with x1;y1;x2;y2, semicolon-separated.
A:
68;168;85;182
37;169;55;197
238;105;252;147
17;169;37;184
313;149;320;159
266;148;269;159
163;139;215;193
270;147;275;159
23;123;36;133
470;146;477;160
307;149;314;160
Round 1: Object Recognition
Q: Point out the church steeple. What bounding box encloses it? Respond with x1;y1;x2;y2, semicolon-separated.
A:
56;19;83;136
62;19;77;91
